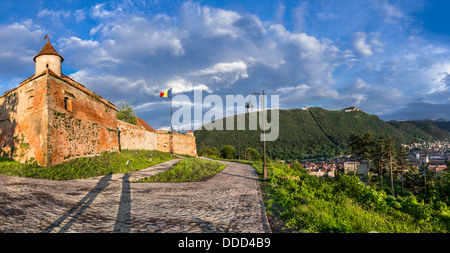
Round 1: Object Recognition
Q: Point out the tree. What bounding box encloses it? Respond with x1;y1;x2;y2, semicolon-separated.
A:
384;136;397;197
349;133;361;177
349;131;375;182
373;134;388;192
117;102;138;125
404;166;423;195
244;147;259;161
220;145;236;159
396;146;411;196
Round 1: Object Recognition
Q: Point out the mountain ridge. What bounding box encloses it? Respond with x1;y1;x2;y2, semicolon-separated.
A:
194;107;450;160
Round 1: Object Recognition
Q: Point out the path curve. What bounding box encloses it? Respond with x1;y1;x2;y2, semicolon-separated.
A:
0;158;271;233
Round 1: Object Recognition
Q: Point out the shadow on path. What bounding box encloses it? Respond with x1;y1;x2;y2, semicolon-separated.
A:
113;173;131;233
219;171;258;181
41;174;112;233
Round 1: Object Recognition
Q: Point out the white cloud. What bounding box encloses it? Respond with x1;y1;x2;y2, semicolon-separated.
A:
276;84;310;93
165;77;212;94
379;1;404;22
352;32;373;57
188;61;250;89
340;77;406;113
190;61;247;76
74;10;86;22
266;24;354;86
91;3;121;19
273;2;286;24
427;62;450;94
37;9;71;19
180;1;240;39
58;36;121;69
0;20;43;78
292;2;309;32
93;15;186;57
134;101;168;111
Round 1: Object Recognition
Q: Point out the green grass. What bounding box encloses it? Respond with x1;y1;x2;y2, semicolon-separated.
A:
252;161;450;233
0;150;175;180
135;158;226;183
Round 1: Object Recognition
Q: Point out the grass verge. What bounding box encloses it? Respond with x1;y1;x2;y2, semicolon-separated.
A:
251;161;449;233
0;150;174;180
135;158;226;183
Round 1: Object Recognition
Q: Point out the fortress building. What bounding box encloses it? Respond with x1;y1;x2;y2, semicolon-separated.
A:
0;40;196;166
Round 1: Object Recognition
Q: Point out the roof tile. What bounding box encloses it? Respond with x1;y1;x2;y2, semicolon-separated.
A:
33;40;64;62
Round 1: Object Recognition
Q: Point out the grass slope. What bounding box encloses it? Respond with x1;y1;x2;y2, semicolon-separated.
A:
0;150;174;180
135;158;226;182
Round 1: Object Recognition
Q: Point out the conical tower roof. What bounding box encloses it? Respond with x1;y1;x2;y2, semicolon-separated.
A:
33;40;64;62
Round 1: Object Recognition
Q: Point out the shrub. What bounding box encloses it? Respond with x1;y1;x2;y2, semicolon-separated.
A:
220;145;236;159
244;147;259;161
197;146;219;157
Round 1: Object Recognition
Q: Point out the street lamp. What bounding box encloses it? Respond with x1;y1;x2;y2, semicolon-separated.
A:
247;91;268;181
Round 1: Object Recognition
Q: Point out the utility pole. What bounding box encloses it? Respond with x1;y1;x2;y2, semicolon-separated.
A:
263;90;267;181
247;91;268;181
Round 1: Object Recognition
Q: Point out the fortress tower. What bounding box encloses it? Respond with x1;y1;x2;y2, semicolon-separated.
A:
33;40;64;77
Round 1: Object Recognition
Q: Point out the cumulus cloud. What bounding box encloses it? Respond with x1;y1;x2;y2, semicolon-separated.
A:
58;36;121;69
276;84;310;93
339;78;406;113
164;77;212;94
0;20;42;79
37;9;71;19
74;10;86;23
427;62;450;94
55;1;352;108
190;61;247;76
179;1;241;39
352;32;373;57
92;15;186;58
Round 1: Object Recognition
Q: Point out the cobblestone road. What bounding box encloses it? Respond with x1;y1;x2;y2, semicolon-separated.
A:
0;158;270;233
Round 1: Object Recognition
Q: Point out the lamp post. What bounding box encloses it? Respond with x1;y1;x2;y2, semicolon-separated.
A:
246;91;268;181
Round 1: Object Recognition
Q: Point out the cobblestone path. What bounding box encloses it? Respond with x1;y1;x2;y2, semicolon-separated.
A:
0;158;270;233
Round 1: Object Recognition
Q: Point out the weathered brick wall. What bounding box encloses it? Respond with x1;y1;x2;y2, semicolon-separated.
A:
156;132;197;156
117;120;157;151
46;74;119;164
0;73;49;165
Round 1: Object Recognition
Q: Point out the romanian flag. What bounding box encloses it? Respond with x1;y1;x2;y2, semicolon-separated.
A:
160;88;172;98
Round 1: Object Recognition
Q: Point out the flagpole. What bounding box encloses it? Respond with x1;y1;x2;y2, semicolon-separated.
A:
170;91;174;154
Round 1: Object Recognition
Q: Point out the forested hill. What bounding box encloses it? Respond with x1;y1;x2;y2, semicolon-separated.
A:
194;107;450;160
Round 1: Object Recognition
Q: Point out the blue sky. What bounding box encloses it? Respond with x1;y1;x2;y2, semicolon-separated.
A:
1;0;450;130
